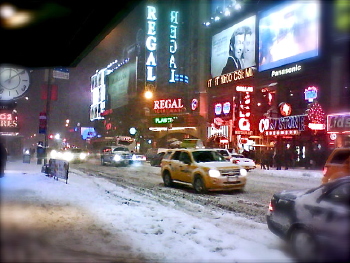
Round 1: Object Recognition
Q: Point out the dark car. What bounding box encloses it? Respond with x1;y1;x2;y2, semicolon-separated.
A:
150;150;173;167
266;177;350;262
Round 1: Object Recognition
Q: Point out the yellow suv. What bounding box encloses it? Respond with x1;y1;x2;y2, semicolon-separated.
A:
322;148;350;184
160;149;247;193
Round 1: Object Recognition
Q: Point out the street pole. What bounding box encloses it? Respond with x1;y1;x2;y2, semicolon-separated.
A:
44;68;52;165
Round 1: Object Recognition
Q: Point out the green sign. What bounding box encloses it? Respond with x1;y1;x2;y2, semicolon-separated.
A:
153;116;177;124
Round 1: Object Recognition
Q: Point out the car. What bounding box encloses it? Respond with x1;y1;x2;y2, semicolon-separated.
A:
230;153;256;171
160;148;247;193
213;148;232;161
51;148;88;163
100;146;132;166
150;150;174;167
266;177;350;262
322;147;350;184
130;152;146;164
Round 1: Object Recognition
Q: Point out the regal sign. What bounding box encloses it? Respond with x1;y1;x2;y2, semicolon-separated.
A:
327;113;350;133
153;98;184;113
146;6;157;82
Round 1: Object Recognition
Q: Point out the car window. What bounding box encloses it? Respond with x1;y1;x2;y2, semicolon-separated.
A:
330;150;350;164
232;154;244;158
179;152;191;163
323;183;350;206
171;151;182;160
192;151;226;163
113;147;128;152
162;151;172;159
217;150;229;156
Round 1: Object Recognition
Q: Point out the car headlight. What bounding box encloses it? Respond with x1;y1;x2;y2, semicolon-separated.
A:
209;169;221;178
240;168;248;176
113;155;121;162
132;155;136;160
64;152;74;162
79;153;87;160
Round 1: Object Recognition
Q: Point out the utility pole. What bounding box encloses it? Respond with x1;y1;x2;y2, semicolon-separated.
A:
44;68;52;165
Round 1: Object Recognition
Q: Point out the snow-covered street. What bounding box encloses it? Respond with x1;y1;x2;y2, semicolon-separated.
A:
1;160;323;262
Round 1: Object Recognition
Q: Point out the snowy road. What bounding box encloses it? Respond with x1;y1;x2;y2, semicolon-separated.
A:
72;159;323;224
1;160;323;262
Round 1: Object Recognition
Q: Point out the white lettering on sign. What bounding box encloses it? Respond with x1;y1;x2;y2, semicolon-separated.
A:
271;64;301;77
154;98;184;110
259;115;306;134
146;6;157;82
169;10;179;83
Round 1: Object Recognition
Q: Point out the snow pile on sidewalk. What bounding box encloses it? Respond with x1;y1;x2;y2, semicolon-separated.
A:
1;161;293;262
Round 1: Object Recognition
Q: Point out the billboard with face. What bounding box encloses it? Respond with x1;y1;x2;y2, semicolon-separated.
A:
211;15;256;78
258;0;320;72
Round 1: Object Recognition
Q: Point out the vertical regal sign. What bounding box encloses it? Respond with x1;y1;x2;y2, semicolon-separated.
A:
169;10;179;83
146;6;157;82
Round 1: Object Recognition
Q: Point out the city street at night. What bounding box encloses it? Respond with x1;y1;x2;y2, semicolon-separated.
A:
1;159;322;262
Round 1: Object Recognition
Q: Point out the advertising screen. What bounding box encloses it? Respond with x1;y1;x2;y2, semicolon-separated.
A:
258;0;320;72
211;15;256;78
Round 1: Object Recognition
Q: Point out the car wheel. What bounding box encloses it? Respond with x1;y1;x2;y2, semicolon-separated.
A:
163;171;173;187
193;176;207;194
291;228;318;262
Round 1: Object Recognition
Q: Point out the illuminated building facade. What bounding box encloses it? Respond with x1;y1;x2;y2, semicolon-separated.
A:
87;0;349;163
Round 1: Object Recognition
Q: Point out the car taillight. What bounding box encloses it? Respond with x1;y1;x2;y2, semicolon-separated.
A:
231;159;239;164
268;201;274;212
322;166;327;176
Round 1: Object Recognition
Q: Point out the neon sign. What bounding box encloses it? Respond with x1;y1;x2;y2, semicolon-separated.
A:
153;98;184;113
304;86;318;102
0;111;18;128
169;10;179;83
259;115;306;135
327;112;350;133
237;92;251;131
146;6;157;82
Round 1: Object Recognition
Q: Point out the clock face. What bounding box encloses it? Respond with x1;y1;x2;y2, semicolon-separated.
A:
0;67;30;101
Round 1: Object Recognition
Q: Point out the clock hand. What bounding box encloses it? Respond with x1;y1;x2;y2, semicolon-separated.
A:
5;70;25;83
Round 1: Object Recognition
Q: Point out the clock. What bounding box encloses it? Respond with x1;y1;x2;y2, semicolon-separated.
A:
0;67;30;101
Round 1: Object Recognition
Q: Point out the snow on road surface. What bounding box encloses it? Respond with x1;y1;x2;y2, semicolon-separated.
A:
1;161;321;262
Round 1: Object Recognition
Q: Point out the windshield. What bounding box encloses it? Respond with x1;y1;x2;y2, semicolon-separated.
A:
192;151;227;163
216;150;229;156
113;147;129;152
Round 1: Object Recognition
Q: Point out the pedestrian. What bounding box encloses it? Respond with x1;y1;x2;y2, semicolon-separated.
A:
274;150;282;170
0;139;7;177
260;150;267;169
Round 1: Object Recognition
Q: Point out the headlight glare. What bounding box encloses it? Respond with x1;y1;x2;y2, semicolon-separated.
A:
240;168;248;176
113;155;121;162
209;169;221;178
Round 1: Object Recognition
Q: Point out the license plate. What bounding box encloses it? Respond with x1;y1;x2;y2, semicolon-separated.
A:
227;176;238;182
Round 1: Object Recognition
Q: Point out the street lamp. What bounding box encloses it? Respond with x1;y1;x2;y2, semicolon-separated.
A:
144;90;153;99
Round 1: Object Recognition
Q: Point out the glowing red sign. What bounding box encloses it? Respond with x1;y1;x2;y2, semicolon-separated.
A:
153;98;184;113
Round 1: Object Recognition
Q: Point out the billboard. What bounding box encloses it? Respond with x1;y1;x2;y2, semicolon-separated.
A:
211;15;256;78
258;0;320;72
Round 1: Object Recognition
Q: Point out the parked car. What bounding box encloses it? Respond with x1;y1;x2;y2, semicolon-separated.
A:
322;147;350;184
161;148;247;193
100;146;132;166
213;148;232;161
266;177;350;262
230;153;256;171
